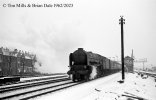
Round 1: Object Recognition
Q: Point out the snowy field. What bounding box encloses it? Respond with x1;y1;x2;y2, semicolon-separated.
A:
35;72;156;100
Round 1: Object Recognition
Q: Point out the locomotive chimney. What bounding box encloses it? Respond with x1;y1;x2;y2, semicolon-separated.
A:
78;48;83;50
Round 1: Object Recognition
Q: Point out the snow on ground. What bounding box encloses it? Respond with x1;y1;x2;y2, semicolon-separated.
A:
82;73;156;100
35;72;156;100
20;74;67;82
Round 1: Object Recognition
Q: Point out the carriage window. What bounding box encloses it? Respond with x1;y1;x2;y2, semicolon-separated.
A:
0;55;2;63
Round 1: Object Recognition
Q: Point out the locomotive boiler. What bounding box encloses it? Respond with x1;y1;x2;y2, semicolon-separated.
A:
67;48;121;82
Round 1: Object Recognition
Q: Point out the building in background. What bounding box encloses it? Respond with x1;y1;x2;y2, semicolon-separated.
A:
124;56;134;72
0;47;36;77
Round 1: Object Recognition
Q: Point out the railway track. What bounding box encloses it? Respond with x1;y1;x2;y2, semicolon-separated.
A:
0;74;67;86
135;71;156;78
0;77;69;93
0;76;81;100
0;74;68;91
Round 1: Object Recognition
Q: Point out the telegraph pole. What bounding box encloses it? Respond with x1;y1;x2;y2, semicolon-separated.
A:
119;16;125;80
131;49;134;72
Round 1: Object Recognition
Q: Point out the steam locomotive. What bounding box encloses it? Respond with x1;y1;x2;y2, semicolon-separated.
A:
67;48;121;82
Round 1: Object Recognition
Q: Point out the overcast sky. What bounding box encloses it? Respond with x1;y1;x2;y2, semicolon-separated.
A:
0;0;156;73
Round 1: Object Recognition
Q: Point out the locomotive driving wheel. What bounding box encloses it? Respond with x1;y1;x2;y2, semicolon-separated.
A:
84;75;89;81
72;74;76;82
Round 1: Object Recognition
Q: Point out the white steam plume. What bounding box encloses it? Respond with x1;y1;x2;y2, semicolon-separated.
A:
89;65;97;79
0;12;85;74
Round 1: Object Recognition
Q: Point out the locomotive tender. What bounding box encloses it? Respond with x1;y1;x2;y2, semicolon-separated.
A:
67;48;121;82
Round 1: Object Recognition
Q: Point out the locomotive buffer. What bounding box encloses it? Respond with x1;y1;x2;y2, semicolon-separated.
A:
119;16;125;81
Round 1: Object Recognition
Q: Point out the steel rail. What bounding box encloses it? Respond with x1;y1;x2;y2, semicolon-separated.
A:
0;77;69;93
